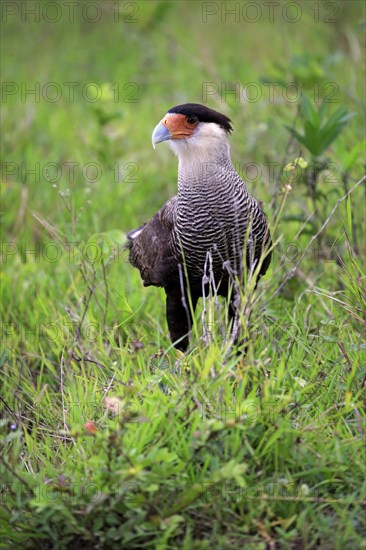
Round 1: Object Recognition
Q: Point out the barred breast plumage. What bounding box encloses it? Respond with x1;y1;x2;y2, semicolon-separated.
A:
174;156;268;281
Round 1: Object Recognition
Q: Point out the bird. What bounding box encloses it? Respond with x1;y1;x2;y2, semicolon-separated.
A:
127;103;271;351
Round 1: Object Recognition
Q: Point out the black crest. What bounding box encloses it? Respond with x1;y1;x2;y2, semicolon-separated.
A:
168;103;233;133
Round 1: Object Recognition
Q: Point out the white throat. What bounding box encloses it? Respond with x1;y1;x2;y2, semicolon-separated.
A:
169;123;232;177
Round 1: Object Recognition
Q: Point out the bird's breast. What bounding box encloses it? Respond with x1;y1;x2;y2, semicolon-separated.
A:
175;189;251;278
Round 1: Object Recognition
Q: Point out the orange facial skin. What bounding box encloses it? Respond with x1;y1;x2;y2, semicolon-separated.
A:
161;113;198;140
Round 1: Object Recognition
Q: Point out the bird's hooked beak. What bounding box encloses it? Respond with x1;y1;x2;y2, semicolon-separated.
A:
152;120;171;149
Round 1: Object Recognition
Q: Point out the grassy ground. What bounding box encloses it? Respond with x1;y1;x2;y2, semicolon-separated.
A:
1;1;365;548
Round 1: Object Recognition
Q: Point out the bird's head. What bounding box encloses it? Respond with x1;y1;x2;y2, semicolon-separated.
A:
152;103;233;160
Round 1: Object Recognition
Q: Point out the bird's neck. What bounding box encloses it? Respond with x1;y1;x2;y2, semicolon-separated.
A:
176;140;239;193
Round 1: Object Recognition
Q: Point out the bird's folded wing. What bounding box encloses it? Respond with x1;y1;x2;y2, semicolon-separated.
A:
127;196;179;287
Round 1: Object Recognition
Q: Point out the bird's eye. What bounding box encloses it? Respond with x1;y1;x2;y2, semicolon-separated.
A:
186;116;198;125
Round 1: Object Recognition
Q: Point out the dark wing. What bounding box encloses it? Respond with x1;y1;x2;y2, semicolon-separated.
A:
127;196;179;287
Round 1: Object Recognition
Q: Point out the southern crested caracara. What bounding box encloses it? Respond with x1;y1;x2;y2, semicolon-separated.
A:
127;103;271;351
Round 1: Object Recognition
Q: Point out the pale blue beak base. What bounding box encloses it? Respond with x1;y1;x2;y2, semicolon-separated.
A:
152;121;171;148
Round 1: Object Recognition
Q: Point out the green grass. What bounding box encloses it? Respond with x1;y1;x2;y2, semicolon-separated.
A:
1;1;366;548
